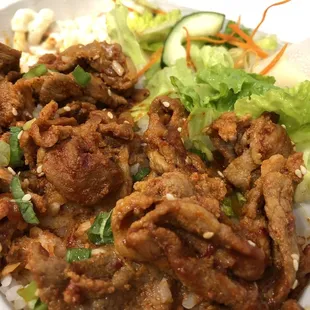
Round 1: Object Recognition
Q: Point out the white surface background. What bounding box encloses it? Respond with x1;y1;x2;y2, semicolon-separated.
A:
0;0;309;309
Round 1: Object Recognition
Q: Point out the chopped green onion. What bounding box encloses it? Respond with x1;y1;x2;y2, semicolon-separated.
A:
10;176;39;224
189;147;208;162
236;192;246;204
133;167;150;182
33;299;48;310
0;141;10;167
72;65;91;87
18;281;37;302
23;118;36;131
23;64;48;79
66;248;92;263
18;281;47;310
10;175;24;199
9;126;24;168
221;197;236;218
88;210;114;245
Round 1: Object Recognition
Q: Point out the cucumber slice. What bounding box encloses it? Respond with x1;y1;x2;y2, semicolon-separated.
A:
162;12;225;67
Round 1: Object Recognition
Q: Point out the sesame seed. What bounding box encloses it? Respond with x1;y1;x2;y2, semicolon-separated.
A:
300;165;307;175
203;232;214;239
63;106;71;112
217;171;224;178
36;165;43;174
166;193;176;201
183;118;187;121
108;88;112;96
7;167;16;175
17;130;23;140
12;108;18;116
107;112;113;119
295;169;302;178
141;143;147;146
291;141;295;146
291;253;300;261
293;259;299;271
38;172;45;177
248;240;256;247
93;55;100;60
281;124;286;129
124;120;130;124
22;194;32;201
162;101;170;108
177;127;182;133
292;279;299;290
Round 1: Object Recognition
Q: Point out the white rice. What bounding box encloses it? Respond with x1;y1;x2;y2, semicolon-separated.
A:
0;275;27;310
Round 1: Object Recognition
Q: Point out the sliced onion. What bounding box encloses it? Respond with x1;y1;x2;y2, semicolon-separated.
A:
2;263;21;276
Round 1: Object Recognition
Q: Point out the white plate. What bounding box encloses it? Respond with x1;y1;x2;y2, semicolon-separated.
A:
0;1;309;309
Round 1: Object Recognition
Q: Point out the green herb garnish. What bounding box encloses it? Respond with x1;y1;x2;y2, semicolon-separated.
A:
23;64;48;79
33;299;48;310
221;197;236;217
18;281;47;310
66;248;92;263
0;141;10;167
87;211;114;245
18;281;37;302
10;176;39;224
72;65;91;87
9;127;24;168
133;167;150;182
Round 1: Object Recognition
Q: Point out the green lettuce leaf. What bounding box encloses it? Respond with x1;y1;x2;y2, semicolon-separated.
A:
106;3;146;68
127;9;181;45
131;59;194;121
255;34;278;51
290;125;310;202
184;107;217;161
235;80;310;133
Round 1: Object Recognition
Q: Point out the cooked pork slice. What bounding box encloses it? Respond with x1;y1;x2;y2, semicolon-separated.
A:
0;43;21;75
38;41;137;91
144;96;206;174
43;135;123;206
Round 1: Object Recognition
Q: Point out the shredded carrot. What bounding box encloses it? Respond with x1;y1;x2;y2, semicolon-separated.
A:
228;24;268;58
251;0;291;38
183;27;196;71
191;36;228;44
151;8;167;15
260;43;288;75
136;47;163;79
228;23;252;42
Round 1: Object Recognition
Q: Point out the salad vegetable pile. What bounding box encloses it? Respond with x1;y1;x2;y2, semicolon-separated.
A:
109;0;309;202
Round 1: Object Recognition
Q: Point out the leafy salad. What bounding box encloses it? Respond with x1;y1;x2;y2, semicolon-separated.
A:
106;0;310;203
